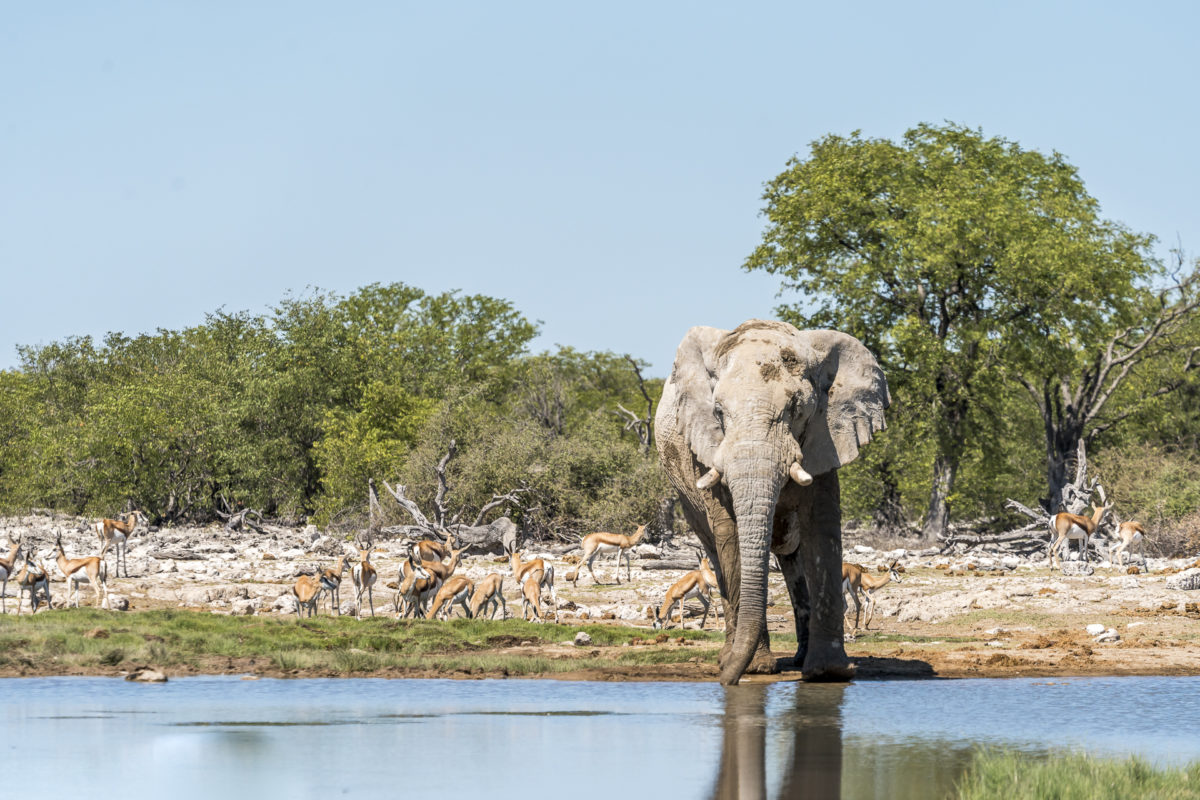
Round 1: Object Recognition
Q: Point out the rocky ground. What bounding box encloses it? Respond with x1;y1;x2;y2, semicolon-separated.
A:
3;511;1200;680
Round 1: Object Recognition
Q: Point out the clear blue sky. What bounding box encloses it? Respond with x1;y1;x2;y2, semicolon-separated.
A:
2;2;1197;373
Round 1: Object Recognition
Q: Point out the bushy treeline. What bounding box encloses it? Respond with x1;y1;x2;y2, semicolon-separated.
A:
0;283;669;535
8;124;1200;547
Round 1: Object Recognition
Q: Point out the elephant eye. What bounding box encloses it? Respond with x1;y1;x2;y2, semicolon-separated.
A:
713;403;725;428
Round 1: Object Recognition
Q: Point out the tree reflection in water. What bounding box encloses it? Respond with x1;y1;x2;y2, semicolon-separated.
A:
712;683;845;800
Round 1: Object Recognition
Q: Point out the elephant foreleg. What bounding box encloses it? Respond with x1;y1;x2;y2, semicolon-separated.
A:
796;472;853;682
776;548;811;669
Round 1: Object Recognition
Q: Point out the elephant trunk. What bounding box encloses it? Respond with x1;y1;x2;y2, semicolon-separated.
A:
719;446;787;686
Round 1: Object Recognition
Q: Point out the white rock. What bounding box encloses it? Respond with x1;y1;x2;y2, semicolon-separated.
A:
106;594;130;611
1060;562;1094;577
1176;574;1200;591
339;600;357;616
1000;556;1021;570
634;544;660;557
985;640;1004;647
230;598;260;616
852;545;875;554
1085;623;1106;636
1166;568;1200;590
1094;628;1120;643
125;667;167;683
615;605;644;621
273;595;298;614
573;631;593;646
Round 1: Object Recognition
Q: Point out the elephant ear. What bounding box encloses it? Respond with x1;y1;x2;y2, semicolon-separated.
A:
795;329;890;477
662;325;727;470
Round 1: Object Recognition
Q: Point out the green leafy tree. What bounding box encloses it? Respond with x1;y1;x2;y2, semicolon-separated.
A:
746;123;1154;536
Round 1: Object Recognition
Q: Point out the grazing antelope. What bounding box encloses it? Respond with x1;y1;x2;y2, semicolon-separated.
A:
469;573;506;620
1109;521;1147;570
415;532;456;564
16;550;51;614
842;560;903;632
574;524;648;585
1048;499;1113;569
512;550;558;623
54;532;108;609
420;546;466;584
292;571;324;619
511;554;556;604
351;543;378;619
0;534;22;614
320;555;349;616
94;510;145;578
395;549;438;619
653;557;718;630
521;569;546;623
427;575;475;620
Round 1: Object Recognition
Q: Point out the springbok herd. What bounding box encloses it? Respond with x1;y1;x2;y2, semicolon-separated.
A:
0;502;1162;637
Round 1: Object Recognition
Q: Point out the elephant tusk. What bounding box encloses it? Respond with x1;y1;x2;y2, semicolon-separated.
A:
789;461;813;486
696;469;722;490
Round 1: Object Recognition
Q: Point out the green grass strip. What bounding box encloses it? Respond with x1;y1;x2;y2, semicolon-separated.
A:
0;609;723;674
957;749;1200;800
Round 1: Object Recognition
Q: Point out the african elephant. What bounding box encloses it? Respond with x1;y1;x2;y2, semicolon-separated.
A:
655;319;888;685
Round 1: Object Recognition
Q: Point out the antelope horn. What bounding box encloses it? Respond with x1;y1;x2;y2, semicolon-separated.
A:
695;469;721;490
789;461;813;486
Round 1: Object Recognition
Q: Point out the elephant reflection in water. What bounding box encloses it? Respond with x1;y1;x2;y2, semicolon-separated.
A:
711;683;845;800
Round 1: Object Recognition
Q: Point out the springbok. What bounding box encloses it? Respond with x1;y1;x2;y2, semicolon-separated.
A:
468;573;506;620
0;534;22;614
574;524;648;585
415;532;456;564
842;560;903;632
427;575;474;620
94;510;145;578
420;546;466;584
16;549;51;614
1109;520;1148;570
55;532;109;609
395;549;438;619
521;569;546;623
653;556;718;630
320;555;349;616
351;542;378;619
1048;499;1113;569
511;549;557;622
292;571;323;619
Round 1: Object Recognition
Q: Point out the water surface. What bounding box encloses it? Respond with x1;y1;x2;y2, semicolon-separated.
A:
2;676;1197;799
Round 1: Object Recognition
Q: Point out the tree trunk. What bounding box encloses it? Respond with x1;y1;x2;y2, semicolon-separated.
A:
922;452;957;540
871;456;908;534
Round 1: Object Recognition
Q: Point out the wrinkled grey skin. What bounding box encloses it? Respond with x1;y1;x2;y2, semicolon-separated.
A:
655;320;889;685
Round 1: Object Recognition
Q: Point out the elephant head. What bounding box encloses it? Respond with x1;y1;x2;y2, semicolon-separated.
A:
657;319;888;685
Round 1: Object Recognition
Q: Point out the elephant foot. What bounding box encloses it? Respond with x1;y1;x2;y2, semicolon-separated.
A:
746;646;779;675
801;638;854;683
717;640;778;684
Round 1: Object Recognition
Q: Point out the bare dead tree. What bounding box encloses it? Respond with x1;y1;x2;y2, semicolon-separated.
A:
615;354;654;454
378;440;530;552
215;494;264;533
1018;256;1200;512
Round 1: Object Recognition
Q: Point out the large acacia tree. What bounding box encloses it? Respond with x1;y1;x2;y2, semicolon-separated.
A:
745;123;1155;538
